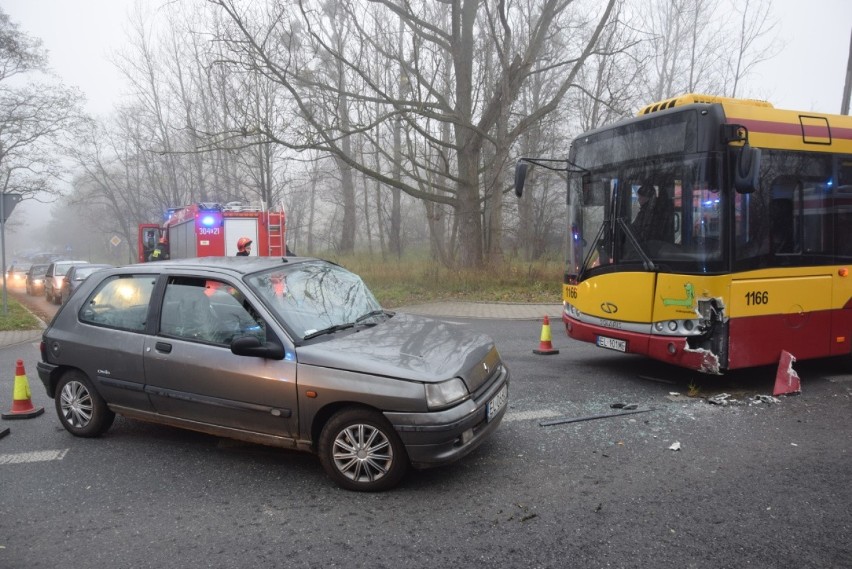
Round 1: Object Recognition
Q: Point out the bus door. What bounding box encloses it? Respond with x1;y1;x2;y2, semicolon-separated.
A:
729;177;833;369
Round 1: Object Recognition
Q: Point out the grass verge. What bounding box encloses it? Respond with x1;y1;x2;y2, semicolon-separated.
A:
327;253;565;308
0;296;43;331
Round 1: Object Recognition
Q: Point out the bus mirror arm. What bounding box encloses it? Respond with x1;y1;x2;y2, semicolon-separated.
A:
721;124;761;194
514;157;589;198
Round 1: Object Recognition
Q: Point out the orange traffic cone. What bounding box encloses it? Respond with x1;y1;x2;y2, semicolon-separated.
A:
2;359;44;420
533;315;560;355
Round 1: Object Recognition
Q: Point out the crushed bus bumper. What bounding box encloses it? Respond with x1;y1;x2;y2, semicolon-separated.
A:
564;314;722;374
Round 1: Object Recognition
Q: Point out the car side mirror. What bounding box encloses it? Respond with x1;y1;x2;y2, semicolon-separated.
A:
231;335;286;360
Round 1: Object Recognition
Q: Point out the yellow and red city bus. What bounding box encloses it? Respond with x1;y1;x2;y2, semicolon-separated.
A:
515;94;852;373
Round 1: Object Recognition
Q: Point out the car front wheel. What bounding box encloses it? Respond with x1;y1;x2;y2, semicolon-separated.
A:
318;408;408;492
55;371;115;437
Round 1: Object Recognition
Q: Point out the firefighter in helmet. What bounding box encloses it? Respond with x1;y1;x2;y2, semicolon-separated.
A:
149;237;169;261
236;237;253;256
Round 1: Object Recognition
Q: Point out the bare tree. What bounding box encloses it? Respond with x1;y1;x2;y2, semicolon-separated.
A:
635;0;779;102
724;0;780;97
204;0;617;268
0;9;86;202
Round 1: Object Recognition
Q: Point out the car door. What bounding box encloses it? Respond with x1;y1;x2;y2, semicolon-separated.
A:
143;275;299;439
74;273;159;411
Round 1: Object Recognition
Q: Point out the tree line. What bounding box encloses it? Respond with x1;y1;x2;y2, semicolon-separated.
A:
0;0;778;267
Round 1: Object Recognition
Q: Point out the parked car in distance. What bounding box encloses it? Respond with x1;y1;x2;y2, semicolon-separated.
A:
44;260;89;305
59;264;114;305
25;264;50;296
6;262;31;287
37;257;510;491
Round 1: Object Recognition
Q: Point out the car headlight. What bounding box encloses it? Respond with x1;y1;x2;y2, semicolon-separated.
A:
425;378;469;410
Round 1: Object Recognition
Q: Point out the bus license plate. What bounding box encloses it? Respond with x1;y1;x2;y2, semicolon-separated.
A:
487;384;508;422
597;335;627;352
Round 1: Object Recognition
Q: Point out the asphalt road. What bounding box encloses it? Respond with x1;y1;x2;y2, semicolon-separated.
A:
1;288;850;568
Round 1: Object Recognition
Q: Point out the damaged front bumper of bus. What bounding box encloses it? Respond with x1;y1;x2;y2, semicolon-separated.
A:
562;299;728;374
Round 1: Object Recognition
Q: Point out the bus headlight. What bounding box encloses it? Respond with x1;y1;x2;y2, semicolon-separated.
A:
652;319;704;336
565;303;581;319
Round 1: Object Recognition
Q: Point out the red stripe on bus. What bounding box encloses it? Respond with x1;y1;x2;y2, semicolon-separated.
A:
566;307;852;373
730;117;852;141
726;310;845;369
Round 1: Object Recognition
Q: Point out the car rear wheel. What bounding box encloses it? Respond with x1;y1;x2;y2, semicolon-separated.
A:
55;371;115;437
318;408;408;492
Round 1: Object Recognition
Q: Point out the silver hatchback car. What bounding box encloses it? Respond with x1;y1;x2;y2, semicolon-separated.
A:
38;257;509;491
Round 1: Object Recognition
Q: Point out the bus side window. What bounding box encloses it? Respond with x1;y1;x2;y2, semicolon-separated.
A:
770;198;794;253
769;179;801;255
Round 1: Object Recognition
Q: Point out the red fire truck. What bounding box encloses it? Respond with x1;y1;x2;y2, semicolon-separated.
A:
138;202;286;262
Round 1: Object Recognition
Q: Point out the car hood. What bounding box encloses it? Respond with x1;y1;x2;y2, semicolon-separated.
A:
295;313;497;385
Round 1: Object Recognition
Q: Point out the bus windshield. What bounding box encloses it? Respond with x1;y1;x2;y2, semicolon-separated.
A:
567;152;725;278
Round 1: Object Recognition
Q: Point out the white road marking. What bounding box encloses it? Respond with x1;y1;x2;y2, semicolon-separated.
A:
0;449;69;465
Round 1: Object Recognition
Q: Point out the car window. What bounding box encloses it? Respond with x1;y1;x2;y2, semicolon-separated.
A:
79;275;156;332
159;277;266;346
246;261;382;340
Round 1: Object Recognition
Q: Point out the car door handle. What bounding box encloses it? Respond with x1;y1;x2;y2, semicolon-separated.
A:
155;342;172;353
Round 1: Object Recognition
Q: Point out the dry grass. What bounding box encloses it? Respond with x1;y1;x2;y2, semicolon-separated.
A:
325;252;564;308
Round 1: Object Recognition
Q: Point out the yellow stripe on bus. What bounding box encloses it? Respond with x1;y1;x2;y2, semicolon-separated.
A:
566;266;852;323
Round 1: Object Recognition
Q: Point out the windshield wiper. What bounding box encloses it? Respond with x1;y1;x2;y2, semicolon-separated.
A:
617;218;656;271
302;323;355;341
303;311;388;340
355;309;388;324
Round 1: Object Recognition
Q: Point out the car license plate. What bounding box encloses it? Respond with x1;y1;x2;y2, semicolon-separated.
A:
596;335;627;352
486;384;508;422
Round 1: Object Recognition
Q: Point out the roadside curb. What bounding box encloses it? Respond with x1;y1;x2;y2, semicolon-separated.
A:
396;301;563;321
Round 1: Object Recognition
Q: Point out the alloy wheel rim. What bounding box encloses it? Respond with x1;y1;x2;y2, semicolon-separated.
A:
332;424;393;483
60;380;93;428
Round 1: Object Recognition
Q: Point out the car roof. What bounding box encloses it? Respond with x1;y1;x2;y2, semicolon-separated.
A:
73;263;113;270
119;256;315;277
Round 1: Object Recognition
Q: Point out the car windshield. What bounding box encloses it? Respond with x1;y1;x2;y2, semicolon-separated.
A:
245;261;384;341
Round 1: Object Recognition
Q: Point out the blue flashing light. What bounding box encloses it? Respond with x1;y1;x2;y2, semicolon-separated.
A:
201;215;217;227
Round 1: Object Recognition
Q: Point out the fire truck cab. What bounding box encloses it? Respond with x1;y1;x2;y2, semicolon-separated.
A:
138;202;286;262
